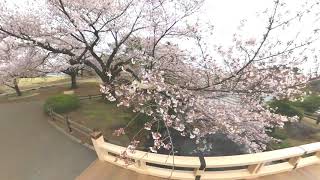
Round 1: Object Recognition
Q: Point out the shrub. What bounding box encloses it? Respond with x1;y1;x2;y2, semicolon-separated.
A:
44;94;80;114
269;100;304;120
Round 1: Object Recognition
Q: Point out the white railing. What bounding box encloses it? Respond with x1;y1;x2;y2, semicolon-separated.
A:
91;131;320;180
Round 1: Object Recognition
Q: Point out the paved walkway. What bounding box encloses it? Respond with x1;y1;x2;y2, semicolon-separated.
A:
76;160;162;180
0;101;96;180
77;160;320;180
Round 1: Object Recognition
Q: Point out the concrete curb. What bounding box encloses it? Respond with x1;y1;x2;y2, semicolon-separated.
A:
8;93;40;101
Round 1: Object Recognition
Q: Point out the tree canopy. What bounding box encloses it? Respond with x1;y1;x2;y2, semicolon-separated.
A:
0;0;320;153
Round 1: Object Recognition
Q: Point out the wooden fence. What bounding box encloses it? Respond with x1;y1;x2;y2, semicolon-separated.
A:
48;109;94;145
78;94;103;100
47;94;104;145
91;132;320;180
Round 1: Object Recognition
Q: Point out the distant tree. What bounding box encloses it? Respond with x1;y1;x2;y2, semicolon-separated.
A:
0;0;204;85
0;39;50;96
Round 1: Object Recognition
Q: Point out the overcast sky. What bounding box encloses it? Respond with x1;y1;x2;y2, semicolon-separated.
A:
204;0;271;41
5;0;316;42
3;0;319;72
3;0;289;41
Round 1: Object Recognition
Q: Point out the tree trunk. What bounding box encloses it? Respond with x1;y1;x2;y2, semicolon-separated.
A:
70;73;77;89
13;79;22;96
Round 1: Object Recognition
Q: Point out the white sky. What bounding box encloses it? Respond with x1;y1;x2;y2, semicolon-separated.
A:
3;0;302;41
3;0;320;73
204;0;270;42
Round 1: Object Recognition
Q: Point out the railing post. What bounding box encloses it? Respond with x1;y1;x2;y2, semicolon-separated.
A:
65;115;72;133
195;154;206;180
288;156;302;169
91;131;106;161
137;160;148;171
248;163;265;174
194;168;205;180
49;109;55;121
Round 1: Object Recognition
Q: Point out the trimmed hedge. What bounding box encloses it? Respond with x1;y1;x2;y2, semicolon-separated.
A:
44;94;80;114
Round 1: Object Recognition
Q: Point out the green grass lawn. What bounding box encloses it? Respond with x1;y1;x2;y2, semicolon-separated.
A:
18;76;69;87
0;80;101;104
0;76;70;93
270;117;320;149
68;98;148;148
0;76;101;95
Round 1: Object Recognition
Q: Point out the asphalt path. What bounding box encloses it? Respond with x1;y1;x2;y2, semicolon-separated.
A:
0;101;96;180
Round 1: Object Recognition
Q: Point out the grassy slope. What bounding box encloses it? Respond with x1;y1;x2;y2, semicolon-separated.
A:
0;79;100;103
270;117;320;149
69;99;137;146
286;117;320;145
0;76;69;94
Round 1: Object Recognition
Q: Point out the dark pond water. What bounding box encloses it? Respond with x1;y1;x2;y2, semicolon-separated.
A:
144;131;246;157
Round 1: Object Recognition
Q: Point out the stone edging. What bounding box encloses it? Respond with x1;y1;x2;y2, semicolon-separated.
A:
8;93;40;100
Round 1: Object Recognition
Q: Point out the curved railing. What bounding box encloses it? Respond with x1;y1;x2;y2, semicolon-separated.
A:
91;131;320;180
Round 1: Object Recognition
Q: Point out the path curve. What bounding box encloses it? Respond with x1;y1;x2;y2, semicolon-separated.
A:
0;101;96;180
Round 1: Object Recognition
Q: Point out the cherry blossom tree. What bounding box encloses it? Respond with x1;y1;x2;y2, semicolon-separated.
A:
0;39;51;96
101;0;320;154
0;0;204;85
0;0;320;154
